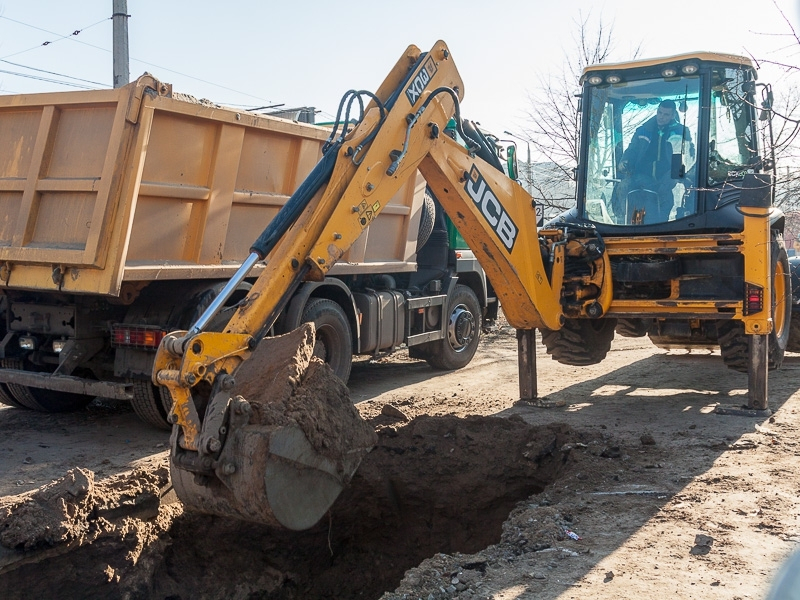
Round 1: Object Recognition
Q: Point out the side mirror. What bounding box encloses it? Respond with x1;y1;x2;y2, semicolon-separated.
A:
506;145;519;181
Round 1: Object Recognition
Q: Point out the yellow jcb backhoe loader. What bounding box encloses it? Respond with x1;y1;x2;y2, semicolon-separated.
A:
153;42;783;529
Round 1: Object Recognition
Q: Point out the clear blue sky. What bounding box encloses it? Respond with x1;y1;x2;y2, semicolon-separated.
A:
0;0;798;138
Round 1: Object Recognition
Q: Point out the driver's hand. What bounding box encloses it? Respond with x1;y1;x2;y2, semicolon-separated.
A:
618;160;629;175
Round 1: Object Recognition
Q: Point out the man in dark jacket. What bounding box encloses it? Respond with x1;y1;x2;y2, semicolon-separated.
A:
614;99;693;224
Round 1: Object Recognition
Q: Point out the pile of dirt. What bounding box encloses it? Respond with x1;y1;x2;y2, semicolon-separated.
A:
0;414;595;599
234;323;377;465
0;461;177;594
167;324;377;530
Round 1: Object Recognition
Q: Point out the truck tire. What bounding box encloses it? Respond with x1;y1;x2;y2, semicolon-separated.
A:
719;238;791;372
415;187;436;251
0;382;25;409
541;318;617;366
301;298;353;383
1;358;94;412
130;380;172;431
422;284;482;371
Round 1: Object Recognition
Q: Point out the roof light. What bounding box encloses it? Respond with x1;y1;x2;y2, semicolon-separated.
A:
681;63;699;75
606;74;622;84
661;67;678;78
587;75;603;85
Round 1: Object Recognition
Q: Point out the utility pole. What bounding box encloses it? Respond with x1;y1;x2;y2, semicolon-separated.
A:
112;0;130;88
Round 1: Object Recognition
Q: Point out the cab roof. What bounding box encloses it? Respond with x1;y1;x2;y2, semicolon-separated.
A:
581;51;755;84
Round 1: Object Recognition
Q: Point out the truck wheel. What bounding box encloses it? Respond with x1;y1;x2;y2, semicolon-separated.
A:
541;318;617;366
130;380;172;431
719;238;791;372
301;298;353;383
616;318;650;338
423;284;482;371
1;358;94;412
0;382;25;409
416;187;437;251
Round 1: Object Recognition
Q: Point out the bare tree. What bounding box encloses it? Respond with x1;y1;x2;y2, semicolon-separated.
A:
748;1;800;236
520;12;641;215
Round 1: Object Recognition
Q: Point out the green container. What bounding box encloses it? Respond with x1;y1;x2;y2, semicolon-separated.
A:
446;216;469;250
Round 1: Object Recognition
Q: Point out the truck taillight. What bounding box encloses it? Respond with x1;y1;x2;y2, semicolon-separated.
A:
744;283;764;316
111;325;166;349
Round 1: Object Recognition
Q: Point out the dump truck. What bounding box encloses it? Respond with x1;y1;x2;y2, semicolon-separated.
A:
0;75;497;429
151;41;785;530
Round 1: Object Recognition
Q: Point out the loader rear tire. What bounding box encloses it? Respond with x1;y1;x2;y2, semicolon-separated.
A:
541;318;617;366
719;237;791;372
787;316;800;353
301;298;352;383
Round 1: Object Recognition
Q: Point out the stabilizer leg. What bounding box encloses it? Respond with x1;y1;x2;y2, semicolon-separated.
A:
715;333;772;417
515;329;565;408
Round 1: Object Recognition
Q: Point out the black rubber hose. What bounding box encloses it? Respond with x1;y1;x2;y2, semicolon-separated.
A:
249;142;341;259
249;51;430;259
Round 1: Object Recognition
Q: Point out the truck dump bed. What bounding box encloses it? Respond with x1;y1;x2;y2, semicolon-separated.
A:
0;75;425;297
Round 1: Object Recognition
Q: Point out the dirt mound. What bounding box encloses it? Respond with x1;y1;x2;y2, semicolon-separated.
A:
0;414;591;599
0;461;177;597
236;323;377;465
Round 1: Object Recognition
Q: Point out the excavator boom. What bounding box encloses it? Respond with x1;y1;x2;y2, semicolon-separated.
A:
152;40;588;529
153;41;774;529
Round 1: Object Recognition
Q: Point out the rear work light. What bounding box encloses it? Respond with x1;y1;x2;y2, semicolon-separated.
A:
111;325;166;349
744;283;764;316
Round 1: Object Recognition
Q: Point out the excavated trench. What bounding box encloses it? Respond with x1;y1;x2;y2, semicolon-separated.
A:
0;415;579;600
0;328;584;599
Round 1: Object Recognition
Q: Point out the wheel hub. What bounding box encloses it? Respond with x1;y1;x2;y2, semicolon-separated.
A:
448;304;475;352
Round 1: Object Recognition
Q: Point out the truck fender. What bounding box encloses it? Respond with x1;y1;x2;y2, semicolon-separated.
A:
454;269;488;308
281;278;361;354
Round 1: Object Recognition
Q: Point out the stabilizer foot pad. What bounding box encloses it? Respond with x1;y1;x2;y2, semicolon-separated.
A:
714;403;772;418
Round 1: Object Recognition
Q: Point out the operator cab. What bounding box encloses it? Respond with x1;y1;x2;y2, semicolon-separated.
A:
576;52;764;233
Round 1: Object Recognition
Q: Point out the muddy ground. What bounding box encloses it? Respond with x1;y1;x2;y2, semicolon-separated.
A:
0;314;799;599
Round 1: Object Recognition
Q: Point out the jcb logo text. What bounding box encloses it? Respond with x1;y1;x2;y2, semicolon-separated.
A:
465;166;518;252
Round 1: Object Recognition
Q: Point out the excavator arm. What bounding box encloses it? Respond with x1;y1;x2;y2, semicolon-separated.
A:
152;41;611;528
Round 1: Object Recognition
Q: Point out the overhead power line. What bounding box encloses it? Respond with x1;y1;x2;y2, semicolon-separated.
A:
0;13;281;106
0;59;106;87
0;68;96;90
0;16;110;59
